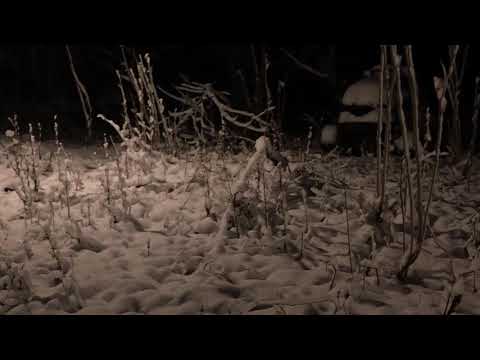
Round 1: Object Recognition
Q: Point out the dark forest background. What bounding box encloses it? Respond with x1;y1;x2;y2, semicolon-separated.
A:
0;44;478;142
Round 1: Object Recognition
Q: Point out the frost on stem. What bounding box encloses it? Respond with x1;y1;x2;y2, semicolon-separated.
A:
211;136;271;253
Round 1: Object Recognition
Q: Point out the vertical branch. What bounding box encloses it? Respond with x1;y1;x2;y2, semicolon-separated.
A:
390;46;415;239
116;70;133;138
212;137;270;253
422;47;460;243
345;189;353;274
377;46;386;198
458;45;470;85
235;69;252;111
390;45;416;281
399;159;407;253
275;79;287;149
250;44;261;114
261;46;272;109
468;76;480;155
405;46;424;245
382;47;394;214
447;45;465;160
397;46;459;282
145;54;172;148
65;45;94;143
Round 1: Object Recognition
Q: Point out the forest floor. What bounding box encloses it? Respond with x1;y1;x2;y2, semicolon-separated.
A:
1;137;480;315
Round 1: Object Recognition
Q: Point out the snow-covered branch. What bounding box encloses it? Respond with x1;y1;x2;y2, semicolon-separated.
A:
212;136;271;253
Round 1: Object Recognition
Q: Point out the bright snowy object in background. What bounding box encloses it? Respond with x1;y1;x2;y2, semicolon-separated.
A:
5;130;15;138
338;69;385;125
341;78;384;108
333;66;391;155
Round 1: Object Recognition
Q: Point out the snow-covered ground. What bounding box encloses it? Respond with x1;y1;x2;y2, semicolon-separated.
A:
1;136;480;315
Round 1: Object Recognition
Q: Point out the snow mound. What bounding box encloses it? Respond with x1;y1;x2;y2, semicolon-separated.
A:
193;218;219;234
342;78;383;107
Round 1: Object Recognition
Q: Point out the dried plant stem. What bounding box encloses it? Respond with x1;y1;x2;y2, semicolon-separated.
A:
37;122;42;160
28;124;39;193
66;45;94;142
299;188;309;259
276;80;287;149
279;166;288;244
377;46;386;198
212;137;270;252
381;48;394;213
305;126;313;162
261;165;269;233
64;180;71;220
87;199;93;227
345;189;353;274
399;160;407;253
390;46;415;257
280;48;329;79
447;46;466;161
405;46;424;244
397;45;460;281
49;201;55;230
422;47;460;243
468;76;480;155
104;167;114;227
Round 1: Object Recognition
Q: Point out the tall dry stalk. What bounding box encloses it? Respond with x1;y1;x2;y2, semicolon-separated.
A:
389;46;416;265
446;45;469;161
345;189;353;274
66;45;94;143
381;46;393;214
468;76;480;155
396;45;460;281
376;46;386;198
405;46;424;246
421;47;460;243
399;159;407;253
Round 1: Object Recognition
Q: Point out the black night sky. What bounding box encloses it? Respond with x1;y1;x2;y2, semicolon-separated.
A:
0;44;478;141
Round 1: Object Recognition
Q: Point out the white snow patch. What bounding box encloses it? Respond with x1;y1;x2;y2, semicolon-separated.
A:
342;78;384;107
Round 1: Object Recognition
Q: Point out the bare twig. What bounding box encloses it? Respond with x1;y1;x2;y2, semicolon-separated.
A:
382;47;394;213
422;47;460;243
390;46;416;265
405;46;424;246
399;159;407;253
377;46;386;198
468;76;480;154
345;189;353;273
398;45;460;281
280;48;329;79
65;45;94;142
212;136;270;252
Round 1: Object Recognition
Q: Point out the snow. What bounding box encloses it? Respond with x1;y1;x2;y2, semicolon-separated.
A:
342;78;384;107
1;134;480;315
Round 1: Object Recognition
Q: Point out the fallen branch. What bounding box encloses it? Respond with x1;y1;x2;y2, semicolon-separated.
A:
212;136;271;253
